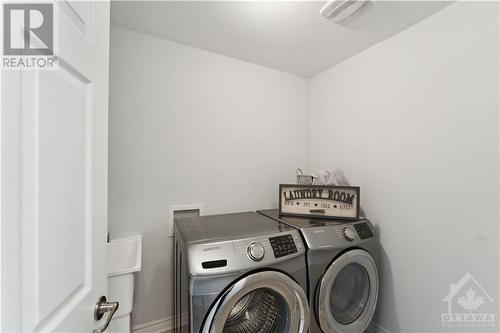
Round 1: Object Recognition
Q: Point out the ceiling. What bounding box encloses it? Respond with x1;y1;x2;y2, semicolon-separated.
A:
111;1;451;78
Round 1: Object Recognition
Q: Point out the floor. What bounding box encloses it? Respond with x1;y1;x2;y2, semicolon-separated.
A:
165;324;377;332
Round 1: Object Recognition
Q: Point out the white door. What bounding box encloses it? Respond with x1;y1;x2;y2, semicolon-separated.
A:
1;0;112;331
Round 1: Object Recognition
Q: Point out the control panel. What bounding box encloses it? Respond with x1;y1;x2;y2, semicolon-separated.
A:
300;219;376;251
354;222;374;239
247;242;265;261
269;234;298;258
189;230;304;277
342;227;356;241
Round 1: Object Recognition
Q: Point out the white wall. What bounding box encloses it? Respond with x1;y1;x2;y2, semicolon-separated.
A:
308;2;499;332
108;26;308;327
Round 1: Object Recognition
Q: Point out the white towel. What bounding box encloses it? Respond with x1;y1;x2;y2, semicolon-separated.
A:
313;168;350;186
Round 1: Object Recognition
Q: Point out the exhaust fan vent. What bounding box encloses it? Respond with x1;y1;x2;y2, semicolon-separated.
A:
320;0;372;23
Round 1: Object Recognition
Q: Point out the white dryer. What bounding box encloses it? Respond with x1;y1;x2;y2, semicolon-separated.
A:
258;209;379;333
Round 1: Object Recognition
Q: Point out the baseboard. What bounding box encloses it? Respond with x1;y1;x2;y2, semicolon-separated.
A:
374;322;391;333
134;317;389;333
133;314;188;333
133;317;172;333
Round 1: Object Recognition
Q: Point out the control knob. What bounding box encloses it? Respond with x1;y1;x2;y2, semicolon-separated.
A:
342;228;356;241
247;243;265;261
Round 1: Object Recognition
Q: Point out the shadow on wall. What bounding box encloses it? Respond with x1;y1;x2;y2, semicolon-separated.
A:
373;224;400;333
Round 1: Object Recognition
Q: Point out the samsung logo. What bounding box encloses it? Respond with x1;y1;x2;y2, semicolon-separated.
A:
203;246;220;252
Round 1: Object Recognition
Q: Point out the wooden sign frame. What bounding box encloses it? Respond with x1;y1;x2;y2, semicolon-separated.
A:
279;184;360;220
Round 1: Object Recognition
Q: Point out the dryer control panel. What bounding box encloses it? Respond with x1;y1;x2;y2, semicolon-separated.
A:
354;222;374;239
301;220;376;250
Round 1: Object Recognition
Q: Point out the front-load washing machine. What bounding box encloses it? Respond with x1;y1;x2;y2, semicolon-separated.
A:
258;209;379;333
173;212;310;333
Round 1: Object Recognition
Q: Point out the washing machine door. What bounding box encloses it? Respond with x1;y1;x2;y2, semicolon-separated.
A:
202;270;310;333
317;249;378;333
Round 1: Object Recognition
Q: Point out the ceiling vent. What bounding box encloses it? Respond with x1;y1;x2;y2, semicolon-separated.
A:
320;0;373;24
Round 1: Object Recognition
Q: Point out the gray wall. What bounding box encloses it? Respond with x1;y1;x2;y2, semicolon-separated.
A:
108;26;309;327
308;2;499;332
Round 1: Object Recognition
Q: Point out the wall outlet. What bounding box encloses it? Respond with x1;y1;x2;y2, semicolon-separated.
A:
168;204;205;237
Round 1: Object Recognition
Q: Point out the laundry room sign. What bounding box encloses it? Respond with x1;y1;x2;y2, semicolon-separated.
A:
279;184;360;219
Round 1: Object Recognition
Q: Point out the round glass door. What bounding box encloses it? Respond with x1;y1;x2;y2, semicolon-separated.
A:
317;250;378;333
203;271;310;333
330;263;370;324
223;288;288;333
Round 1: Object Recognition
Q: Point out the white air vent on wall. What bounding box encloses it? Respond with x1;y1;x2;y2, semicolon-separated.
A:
168;204;205;237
